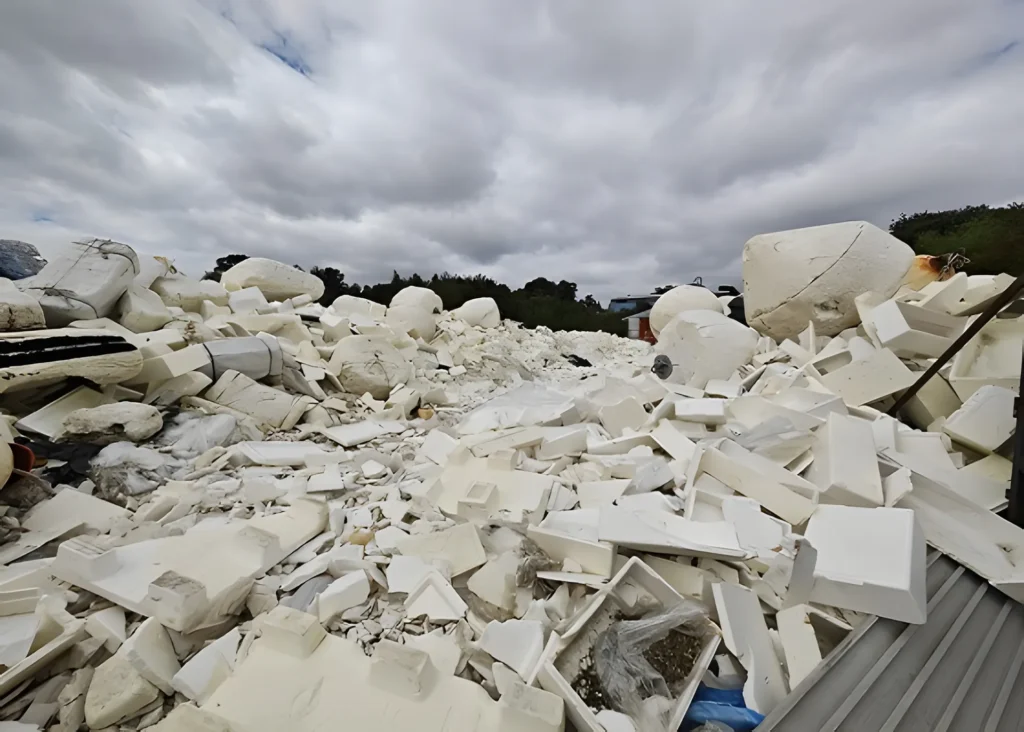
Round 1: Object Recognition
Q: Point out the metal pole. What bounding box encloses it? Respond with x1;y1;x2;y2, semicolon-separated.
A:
888;274;1024;416
1007;345;1024;526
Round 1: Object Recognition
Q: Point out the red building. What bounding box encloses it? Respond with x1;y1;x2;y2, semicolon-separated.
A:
624;309;656;344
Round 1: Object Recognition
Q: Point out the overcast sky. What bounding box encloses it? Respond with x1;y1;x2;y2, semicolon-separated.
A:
1;1;1022;301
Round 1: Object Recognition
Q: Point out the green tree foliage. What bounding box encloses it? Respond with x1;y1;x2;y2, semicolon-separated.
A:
202;254;249;281
889;203;1024;276
208;257;629;334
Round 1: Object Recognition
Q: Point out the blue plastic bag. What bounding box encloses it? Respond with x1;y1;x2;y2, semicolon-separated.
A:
681;685;765;732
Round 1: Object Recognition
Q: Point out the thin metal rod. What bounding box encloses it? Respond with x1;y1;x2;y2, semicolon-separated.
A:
888;273;1024;416
1007;346;1024;525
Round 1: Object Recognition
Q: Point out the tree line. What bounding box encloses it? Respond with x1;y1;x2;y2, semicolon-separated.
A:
204;254;632;335
889;202;1023;277
198;202;1020;335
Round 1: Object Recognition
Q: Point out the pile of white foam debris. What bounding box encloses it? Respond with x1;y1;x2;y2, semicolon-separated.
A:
0;220;1019;732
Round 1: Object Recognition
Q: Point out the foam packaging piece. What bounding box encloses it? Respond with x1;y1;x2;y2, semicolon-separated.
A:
804;505;926;623
649;285;725;336
743;221;915;340
18;239;139;327
221;258;325;301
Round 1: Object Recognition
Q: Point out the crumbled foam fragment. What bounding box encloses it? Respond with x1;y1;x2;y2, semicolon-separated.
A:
0;277;45;331
84;656;161;729
58;402;163;445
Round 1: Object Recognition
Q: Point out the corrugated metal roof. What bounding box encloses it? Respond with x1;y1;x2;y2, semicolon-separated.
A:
758;551;1024;732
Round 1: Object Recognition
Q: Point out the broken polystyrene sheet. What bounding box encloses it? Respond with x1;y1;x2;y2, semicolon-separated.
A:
231;441;327;467
157;606;565;732
458;382;577;435
598;507;748;560
320;420;406;448
14;385;114;438
0;487;130;565
205;370;316;431
51;499;326;632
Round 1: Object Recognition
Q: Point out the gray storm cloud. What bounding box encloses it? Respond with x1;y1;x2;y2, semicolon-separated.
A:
1;0;1021;299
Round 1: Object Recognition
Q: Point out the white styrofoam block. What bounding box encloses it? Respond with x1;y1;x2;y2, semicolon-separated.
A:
871;299;965;358
949;317;1023;401
228;286;270;314
404;571;468;622
697;446;819;525
807;412;883;507
900;373;962;431
674;398;727;425
536;426;589;460
478;620;545;680
627;457;675;493
451;297;501;328
119;617;180;695
598;397;647;438
915;271;969;313
649;285;725;337
526;526;616;578
317;572;371;623
776;605;823;689
157;605;553;732
597;507;747;560
221;258;325;301
233;440;328;466
819;349;917;407
171;628;241;703
942;385;1015;454
721;497;792;564
52;499;326;632
321;420;405;448
960;454;1012;484
576;480;631;509
386;556;437;595
641;555;711;599
883;468;914;507
743;221;914;340
421;430;459;465
805;505;926;623
713;582;788;715
656;310;759;389
84;606;126;654
467;553;519;611
496;676;565;732
396;523;486;576
84;656;161;729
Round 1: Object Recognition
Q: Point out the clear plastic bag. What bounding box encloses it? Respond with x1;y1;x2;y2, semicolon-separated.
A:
594;600;715;732
159;413;240;459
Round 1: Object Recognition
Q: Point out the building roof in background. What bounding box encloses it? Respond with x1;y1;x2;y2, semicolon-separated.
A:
622;309;652;320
